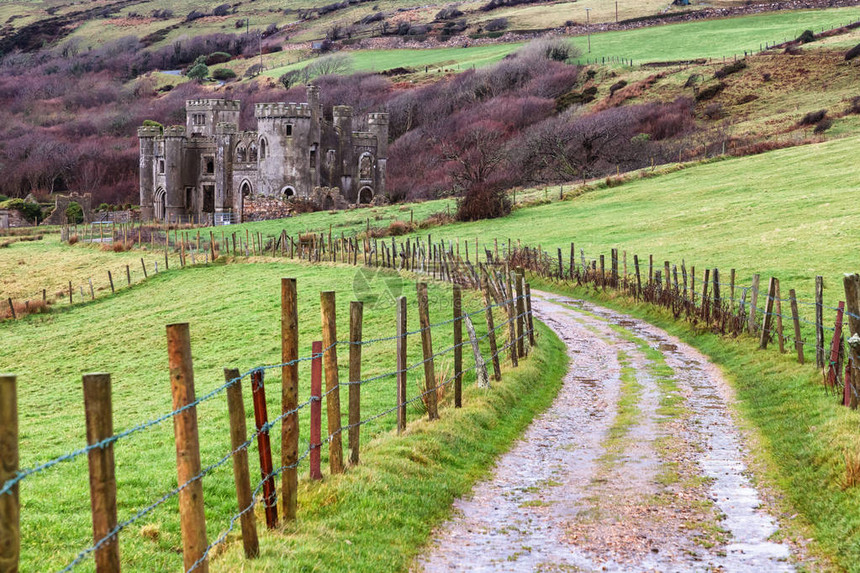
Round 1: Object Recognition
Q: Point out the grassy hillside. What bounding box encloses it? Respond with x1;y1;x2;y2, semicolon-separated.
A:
1;258;550;571
394;136;860;311
264;7;860;79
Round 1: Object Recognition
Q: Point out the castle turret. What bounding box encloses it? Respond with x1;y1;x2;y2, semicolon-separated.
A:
215;122;237;222
255;102;314;198
162;126;186;223
368;113;389;200
333;106;354;197
138;126;160;221
186;99;240;138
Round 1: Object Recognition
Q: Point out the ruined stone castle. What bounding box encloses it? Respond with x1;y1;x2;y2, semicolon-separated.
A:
138;86;388;223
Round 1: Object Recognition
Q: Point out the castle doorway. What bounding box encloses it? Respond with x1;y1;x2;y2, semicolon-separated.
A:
358;187;373;205
154;188;166;221
240;181;252;199
323;194;335;210
202;185;215;214
281;186;296;200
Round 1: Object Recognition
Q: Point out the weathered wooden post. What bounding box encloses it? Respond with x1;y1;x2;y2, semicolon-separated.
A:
251;369;278;529
515;270;526;358
348;301;363;465
83;373;120;573
504;271;518;368
774;279;786;353
320;292;344;474
224;369;259;558
417;283;440;420
789;288;805;366
760;277;777;349
482;277;502;381
843;275;860;407
453;285;463;408
166;323;209;573
525;284;536;347
396;296;407;433
816;276;825;368
281;278;298;520
748;274;761;335
309;341;323;480
0;374;19;573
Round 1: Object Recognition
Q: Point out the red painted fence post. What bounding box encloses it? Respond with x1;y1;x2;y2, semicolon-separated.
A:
251;369;278;529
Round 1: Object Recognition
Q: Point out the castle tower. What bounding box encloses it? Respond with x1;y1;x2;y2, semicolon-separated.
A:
255;102;314;198
215;122;237;221
162;126;186;223
368;113;389;200
137;126;160;221
333;106;354;197
186;99;240;138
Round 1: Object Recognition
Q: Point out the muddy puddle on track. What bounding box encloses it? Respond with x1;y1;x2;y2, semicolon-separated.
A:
414;292;793;573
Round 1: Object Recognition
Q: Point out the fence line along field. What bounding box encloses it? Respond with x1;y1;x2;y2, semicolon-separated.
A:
0;251;558;571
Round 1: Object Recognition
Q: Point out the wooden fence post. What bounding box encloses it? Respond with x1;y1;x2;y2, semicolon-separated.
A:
417;283;440;421
166;323;209;573
251;369;278;529
774;279;785;353
281;279;298;520
633;255;642;298
82;373;120;573
223;369;259;558
760;277;776;349
816;276;825;368
140;259;147;279
453;285;463;409
320;291;344;474
482;278;502;381
748;274;761;335
310;341;323;480
348;301;363;465
843;275;860;407
108;271;115;294
6;299;15;320
396;296;407;434
0;375;19;573
789;289;805;367
505;271;519;368
525;283;536;347
515;270;526;358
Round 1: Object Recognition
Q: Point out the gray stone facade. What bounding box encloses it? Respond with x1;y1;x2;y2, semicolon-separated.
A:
138;86;388;223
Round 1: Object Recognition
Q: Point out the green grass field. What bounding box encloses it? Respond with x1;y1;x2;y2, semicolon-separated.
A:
394;136;860;317
1;259;557;571
265;7;860;79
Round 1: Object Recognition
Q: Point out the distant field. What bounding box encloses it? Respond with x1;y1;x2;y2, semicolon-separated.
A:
265;7;860;78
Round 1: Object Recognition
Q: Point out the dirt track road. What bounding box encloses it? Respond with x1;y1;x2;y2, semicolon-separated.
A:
415;291;794;572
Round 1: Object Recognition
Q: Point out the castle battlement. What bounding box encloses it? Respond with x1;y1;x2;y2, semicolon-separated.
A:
138;126;162;138
367;113;389;125
187;99;241;112
333;105;354;117
255;103;311;119
353;132;378;142
163;125;187;138
215;122;238;135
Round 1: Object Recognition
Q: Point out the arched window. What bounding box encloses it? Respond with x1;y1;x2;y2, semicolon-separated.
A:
236;145;247;162
154;188;167;220
240;180;253;198
259;138;267;160
248;144;258;162
281;186;295;200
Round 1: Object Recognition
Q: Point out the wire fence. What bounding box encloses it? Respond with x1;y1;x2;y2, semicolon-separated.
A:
0;265;535;572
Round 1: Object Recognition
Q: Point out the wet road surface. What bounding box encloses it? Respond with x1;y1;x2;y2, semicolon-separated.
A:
415;291;793;572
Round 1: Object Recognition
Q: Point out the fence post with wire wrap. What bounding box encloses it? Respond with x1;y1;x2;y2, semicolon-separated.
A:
349;301;364;465
396;296;407;434
166;322;209;573
453;285;463;408
251;369;278;529
417;283;440;421
281;278;299;520
321;291;344;474
82;373;120;573
0;374;18;573
310;341;324;480
224;368;259;558
843;274;860;409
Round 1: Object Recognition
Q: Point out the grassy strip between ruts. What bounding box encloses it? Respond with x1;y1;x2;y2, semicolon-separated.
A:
528;275;857;571
211;320;566;572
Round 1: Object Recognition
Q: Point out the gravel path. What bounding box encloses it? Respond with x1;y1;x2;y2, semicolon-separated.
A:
414;291;794;572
